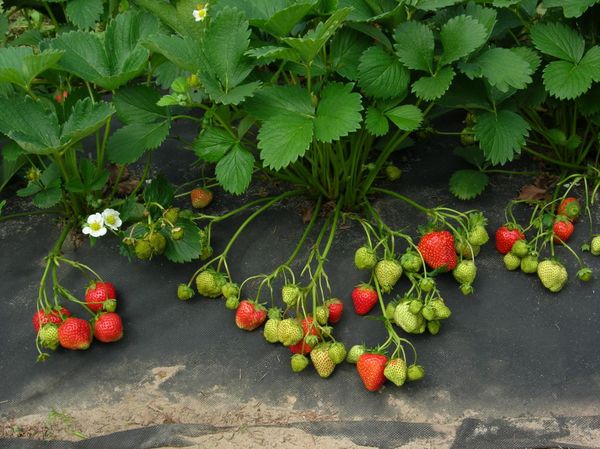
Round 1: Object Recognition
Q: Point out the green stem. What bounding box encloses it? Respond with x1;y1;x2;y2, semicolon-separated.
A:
370;188;432;216
523;146;585;170
0;209;64;223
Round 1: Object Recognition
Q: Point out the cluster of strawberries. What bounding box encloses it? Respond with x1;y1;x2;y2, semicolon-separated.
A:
33;282;123;357
496;197;598;292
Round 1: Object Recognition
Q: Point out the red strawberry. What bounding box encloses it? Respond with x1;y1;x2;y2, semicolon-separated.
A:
290;340;314;355
495;225;525;254
93;313;123;343
190;188;213;209
557;197;580;222
235;300;267;331
326;298;343;323
357;353;388;392
58;317;92;350
553;218;574;244
351;284;378;315
33;307;71;332
417;231;457;271
85;282;116;313
301;316;320;337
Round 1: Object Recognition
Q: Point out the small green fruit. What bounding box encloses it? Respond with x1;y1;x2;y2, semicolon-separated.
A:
385;165;402;181
177;284;194;301
134;240;153;260
346;344;366;364
510;240;528;258
225;296;239;310
291;354;309;372
328;342;347;364
354;246;377;270
407;364;425;381
503;252;521;271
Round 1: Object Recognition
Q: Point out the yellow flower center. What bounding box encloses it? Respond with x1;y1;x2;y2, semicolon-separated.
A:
106;215;116;225
90;222;102;231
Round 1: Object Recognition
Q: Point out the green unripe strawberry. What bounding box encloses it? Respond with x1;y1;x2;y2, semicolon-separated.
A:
430;300;451;320
163;207;180;225
375;259;403;293
385;302;396;323
407;364;425;381
394;302;424;334
455;240;480;259
452;260;477;285
282;284;302;307
304;334;319;347
427;320;441;335
385;165;402;181
310;343;336;378
277;318;304;346
400;251;421;273
468;225;489;246
510;240;528;258
148;232;167;255
520;255;539;274
200;245;213;260
537;259;568;293
408;299;423;315
460;127;475;145
384;358;407;386
315;305;329;325
503;252;521;271
419;277;435;293
328;342;347;364
38;324;59;350
221;282;239;299
195;269;226;298
170;227;184;240
421;305;435;321
263;318;281;343
346;344;366;364
291;354;309;373
591;236;600;256
268;307;282;320
354;246;377;270
134;239;153;260
577;267;592;282
177;284;194;301
225;296;239;310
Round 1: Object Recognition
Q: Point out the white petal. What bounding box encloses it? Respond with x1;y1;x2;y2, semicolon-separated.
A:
82;226;92;235
90;227;107;237
87;213;104;225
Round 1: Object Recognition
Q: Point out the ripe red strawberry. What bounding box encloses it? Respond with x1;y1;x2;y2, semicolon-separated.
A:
557;197;580;222
351;284;378;315
235;300;267;331
326;298;343;323
357;353;388;392
33;307;71;332
417;231;457;271
93;313;123;343
85;282;116;313
495;225;525;254
190;188;213;209
290;340;314;355
553;218;574;244
301;316;320;337
58;317;92;350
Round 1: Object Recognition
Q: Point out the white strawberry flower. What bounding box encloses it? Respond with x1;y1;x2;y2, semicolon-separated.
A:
101;208;122;231
193;3;208;22
82;213;107;237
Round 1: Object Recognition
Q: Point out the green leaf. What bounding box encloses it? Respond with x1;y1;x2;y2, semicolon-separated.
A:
60;98;114;145
471;48;533;92
246;46;301;64
543;60;593;100
113;86;167;124
465;3;497;40
580;46;600;82
385;105;423;131
143;174;174;208
215;144;254;195
454;145;486;167
33;183;62;209
440;15;487;65
107;121;170;164
365;106;389;136
416;0;462;10
66;0;104;29
281;8;351;62
511;47;542;73
254;1;318;36
163;218;203;263
214;0;286;20
143;34;204;73
438;75;490;110
473;110;529;164
543;0;598;18
412;66;455;100
203;7;253;92
201;78;261;105
358;46;409;99
449;169;489;200
393;21;434;72
530;22;585;63
314;82;363;143
0;47;63;89
65;159;109;193
245;85;313;120
576;85;600;117
258;113;314;170
331;28;371;81
0;96;60;154
193;127;236;162
49;11;160;90
2;141;25;162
